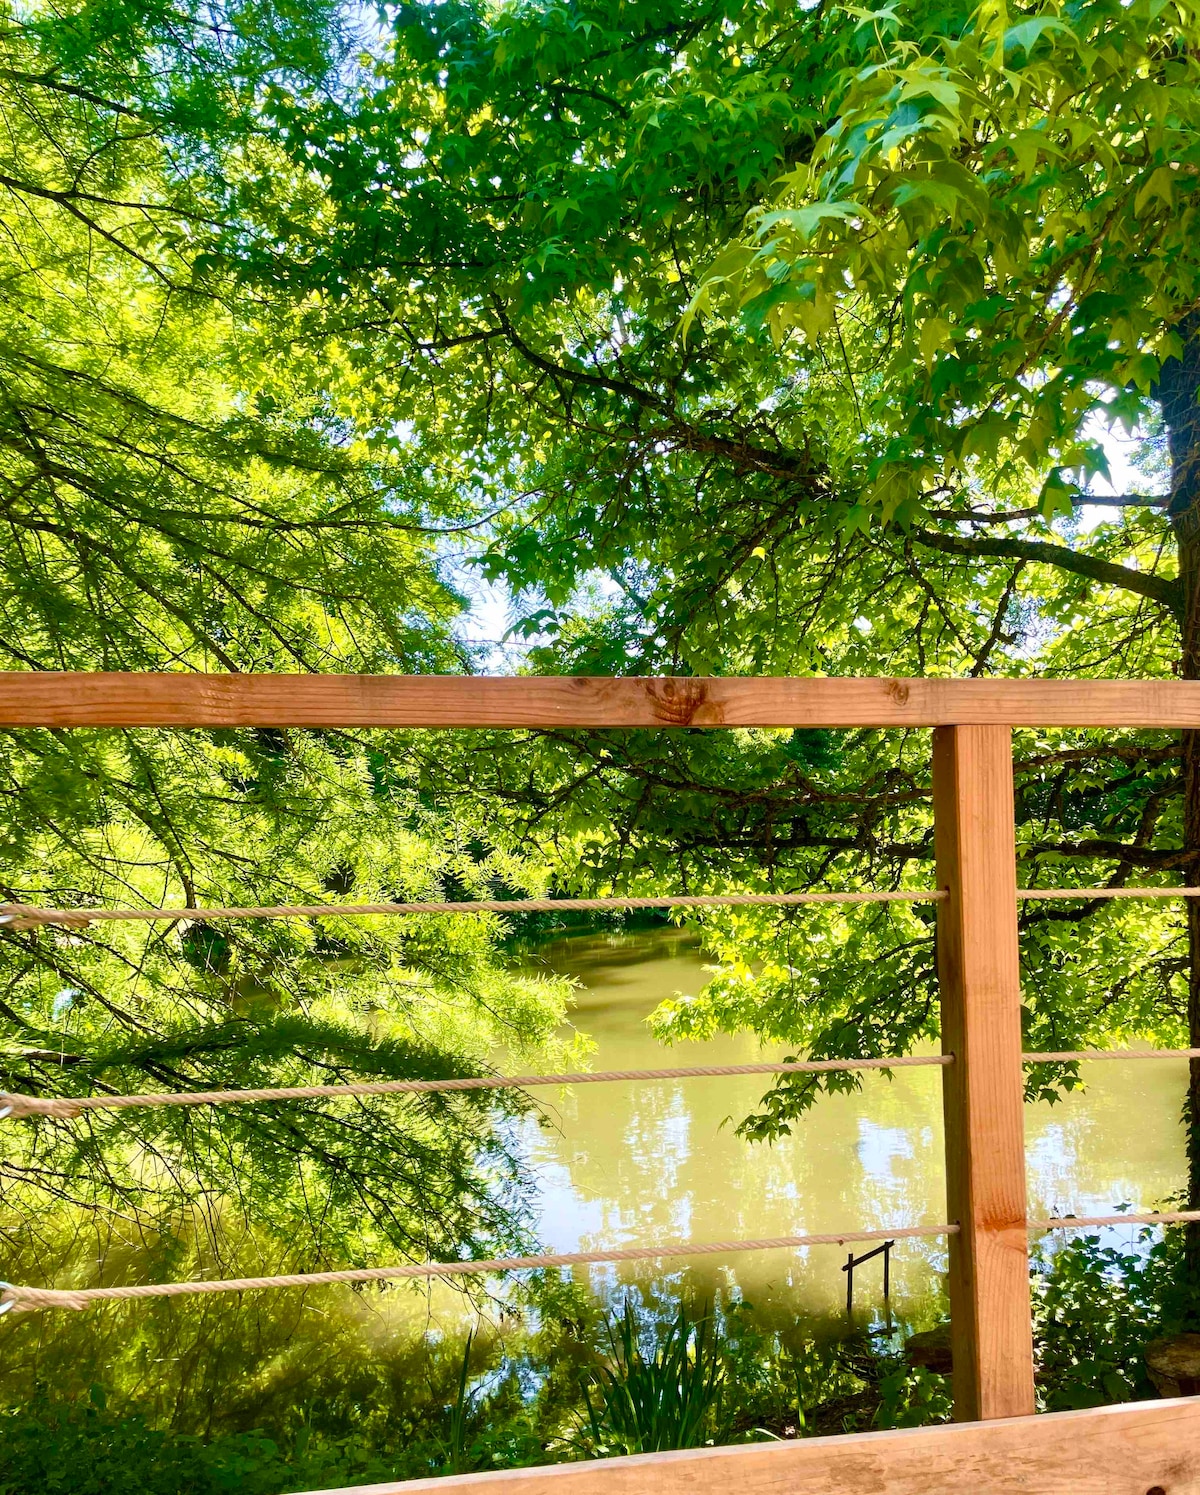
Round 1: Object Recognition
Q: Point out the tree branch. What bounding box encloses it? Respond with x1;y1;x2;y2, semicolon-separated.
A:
1077;493;1169;508
489;303;825;484
927;494;1169;524
1025;840;1190;869
909;528;1181;614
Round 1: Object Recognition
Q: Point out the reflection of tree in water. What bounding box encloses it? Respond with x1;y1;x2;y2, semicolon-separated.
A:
0;1210;492;1438
516;929;948;1326
517;930;1188;1331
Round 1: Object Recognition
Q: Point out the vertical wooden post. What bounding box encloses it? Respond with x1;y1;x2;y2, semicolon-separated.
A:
933;726;1035;1422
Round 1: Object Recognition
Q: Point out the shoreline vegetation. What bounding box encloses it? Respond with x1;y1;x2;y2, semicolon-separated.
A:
0;1223;1184;1493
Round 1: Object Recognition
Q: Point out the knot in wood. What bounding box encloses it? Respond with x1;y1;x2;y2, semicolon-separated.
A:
648;678;714;726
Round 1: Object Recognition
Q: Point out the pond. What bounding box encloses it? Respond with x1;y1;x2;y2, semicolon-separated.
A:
513;927;1188;1333
1;925;1184;1428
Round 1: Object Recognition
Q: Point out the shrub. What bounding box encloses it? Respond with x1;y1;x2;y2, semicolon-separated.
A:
1031;1230;1181;1411
0;1387;410;1495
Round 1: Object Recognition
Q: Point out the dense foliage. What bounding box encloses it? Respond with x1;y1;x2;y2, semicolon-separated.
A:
13;1230;1180;1495
0;1292;953;1493
8;0;1198;1136
91;0;1188;1142
0;0;581;1278
2;0;1200;1469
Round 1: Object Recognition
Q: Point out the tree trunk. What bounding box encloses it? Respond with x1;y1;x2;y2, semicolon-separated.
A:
1159;317;1200;1294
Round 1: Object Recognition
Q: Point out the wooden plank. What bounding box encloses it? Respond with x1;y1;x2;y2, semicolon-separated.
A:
287;1398;1200;1494
933;726;1034;1421
0;673;1199;728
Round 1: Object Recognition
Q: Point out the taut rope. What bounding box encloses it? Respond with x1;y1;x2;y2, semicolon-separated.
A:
10;1212;1200;1313
0;1055;953;1119
7;886;1200;930
0;1225;954;1313
11;1050;1200;1122
0;890;945;930
1030;1210;1200;1231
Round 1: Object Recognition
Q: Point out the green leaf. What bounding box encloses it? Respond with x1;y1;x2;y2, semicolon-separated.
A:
755;201;861;243
1135;166;1176;216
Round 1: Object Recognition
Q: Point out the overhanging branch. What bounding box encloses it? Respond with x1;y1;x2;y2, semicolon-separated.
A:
929;495;1169;524
909;528;1181;615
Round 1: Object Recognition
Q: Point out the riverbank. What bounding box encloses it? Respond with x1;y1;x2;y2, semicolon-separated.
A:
0;924;1189;1492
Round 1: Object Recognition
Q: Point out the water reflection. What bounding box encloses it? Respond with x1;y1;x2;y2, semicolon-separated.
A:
516;928;1188;1331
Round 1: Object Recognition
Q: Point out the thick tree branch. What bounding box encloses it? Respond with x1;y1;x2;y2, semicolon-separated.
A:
909;527;1181;614
929;494;1169;524
1077;493;1170;509
1025;840;1191;869
490;304;826;485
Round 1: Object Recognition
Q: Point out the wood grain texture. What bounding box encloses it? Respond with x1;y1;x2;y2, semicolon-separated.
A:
287;1398;1200;1495
2;673;1200;727
933;727;1035;1422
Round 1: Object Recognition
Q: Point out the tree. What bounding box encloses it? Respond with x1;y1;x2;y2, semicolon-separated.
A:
13;0;1200;1276
0;3;578;1280
686;0;1200;1220
194;0;1199;1246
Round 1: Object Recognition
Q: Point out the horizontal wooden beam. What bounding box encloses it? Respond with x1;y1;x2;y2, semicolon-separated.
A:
290;1398;1200;1495
0;673;1199;728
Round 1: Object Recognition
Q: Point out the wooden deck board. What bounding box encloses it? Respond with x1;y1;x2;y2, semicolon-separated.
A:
287;1398;1200;1494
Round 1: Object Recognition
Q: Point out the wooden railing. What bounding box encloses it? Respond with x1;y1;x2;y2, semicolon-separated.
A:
6;674;1200;1492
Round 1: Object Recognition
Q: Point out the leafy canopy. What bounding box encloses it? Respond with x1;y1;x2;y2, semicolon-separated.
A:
690;0;1200;526
6;0;1200;1165
0;0;581;1274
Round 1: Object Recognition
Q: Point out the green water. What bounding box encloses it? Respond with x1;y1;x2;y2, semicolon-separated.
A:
515;927;1188;1329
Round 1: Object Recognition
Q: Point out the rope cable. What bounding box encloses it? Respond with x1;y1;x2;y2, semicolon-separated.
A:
1030;1210;1200;1231
0;1225;955;1314
8;886;1200;930
1018;888;1200;900
10;1212;1200;1314
0;1055;953;1120
1024;1048;1200;1063
0;890;945;929
11;1050;1200;1121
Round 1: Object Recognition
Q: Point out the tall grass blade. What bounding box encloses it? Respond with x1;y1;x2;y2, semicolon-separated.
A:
582;1299;730;1455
